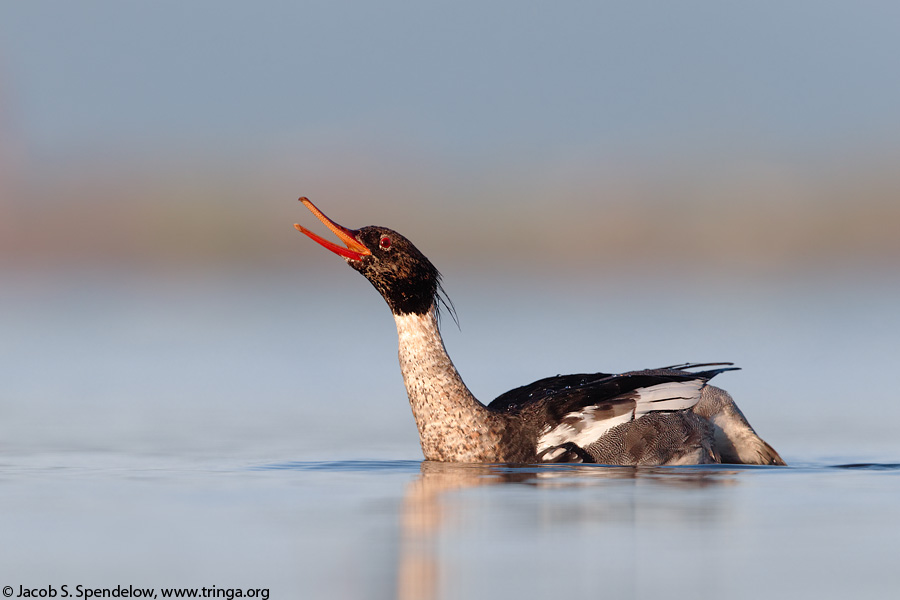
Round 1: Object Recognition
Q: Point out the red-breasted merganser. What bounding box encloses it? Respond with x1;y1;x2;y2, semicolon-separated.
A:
295;197;785;466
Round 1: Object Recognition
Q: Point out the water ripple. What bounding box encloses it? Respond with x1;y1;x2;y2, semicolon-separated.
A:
255;459;423;472
832;462;900;470
252;459;900;475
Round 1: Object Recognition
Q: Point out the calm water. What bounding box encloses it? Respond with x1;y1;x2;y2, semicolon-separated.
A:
2;268;899;599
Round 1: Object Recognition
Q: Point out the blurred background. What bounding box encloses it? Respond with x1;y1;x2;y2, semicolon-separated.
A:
2;1;899;274
1;2;899;460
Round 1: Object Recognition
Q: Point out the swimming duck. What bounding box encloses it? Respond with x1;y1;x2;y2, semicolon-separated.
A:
295;197;784;466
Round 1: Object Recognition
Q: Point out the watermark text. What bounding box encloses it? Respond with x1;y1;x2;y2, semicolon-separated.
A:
2;585;269;600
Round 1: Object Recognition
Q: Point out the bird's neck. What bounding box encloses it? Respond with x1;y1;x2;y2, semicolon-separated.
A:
393;309;501;462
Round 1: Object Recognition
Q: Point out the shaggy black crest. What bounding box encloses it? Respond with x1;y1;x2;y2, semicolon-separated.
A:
349;226;457;322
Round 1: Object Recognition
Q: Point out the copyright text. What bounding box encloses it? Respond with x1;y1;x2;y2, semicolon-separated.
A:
3;585;269;600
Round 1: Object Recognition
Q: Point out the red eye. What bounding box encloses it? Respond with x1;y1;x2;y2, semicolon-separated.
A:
380;236;391;249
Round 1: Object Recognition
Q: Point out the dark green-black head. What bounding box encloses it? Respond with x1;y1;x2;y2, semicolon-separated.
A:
295;197;454;319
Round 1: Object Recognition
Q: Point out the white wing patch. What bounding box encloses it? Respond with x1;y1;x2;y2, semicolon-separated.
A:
631;380;705;417
536;379;706;461
536;406;634;459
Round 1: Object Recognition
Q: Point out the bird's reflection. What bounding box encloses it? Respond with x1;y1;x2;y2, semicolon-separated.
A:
396;461;741;600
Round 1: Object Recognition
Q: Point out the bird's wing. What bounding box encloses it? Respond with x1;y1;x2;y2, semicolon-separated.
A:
532;373;712;462
488;372;614;412
488;366;735;413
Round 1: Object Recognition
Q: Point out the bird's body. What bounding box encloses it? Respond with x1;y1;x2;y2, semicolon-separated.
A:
296;198;784;466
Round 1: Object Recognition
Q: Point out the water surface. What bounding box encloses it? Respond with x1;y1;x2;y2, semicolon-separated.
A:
2;269;898;598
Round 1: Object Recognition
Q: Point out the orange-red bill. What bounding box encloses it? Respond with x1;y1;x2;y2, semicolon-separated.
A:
294;197;372;261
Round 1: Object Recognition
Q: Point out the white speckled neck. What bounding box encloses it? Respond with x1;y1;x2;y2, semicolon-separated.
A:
393;309;501;461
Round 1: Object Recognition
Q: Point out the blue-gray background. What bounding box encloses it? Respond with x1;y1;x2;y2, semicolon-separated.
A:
2;1;899;271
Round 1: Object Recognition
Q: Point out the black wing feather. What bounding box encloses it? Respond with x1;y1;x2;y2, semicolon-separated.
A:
487;365;737;416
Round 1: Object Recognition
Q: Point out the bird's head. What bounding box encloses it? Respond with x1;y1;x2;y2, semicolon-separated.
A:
295;197;451;318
